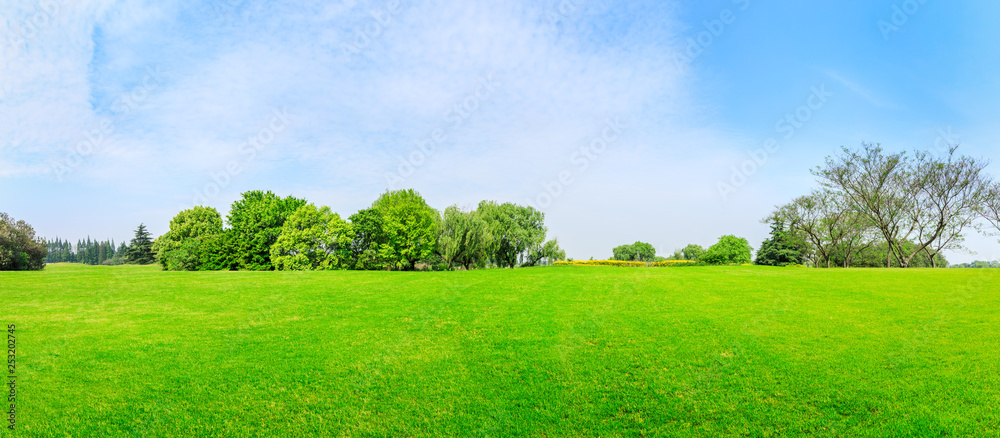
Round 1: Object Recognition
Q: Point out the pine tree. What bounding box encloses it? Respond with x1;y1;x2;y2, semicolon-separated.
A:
126;224;155;264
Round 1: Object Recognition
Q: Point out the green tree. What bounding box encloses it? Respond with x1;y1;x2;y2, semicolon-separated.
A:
125;224;155;265
612;244;636;261
0;212;47;271
197;231;240;271
611;242;656;262
755;220;806;266
526;239;565;266
702;235;753;265
435;206;492;270
681;244;706;261
271;204;354;271
348;207;390;270
477;201;547;268
227;190;308;271
153;206;224;271
371;189;438;270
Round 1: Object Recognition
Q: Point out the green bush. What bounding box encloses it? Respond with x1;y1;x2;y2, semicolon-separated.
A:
702;235;753;265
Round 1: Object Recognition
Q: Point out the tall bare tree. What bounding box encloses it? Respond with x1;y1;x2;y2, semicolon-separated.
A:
769;190;872;268
814;143;990;268
982;181;1000;239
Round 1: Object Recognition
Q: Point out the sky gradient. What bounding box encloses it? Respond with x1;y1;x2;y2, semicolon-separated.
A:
2;0;1000;263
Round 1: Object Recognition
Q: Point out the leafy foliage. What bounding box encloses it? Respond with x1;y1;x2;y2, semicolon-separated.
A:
702;235;753;265
227;191;308;271
477;201;547;268
612;241;656;262
0;212;47;271
271;204;354;271
435;206;492;270
681;244;706;262
153;206;224;271
370;189;438;270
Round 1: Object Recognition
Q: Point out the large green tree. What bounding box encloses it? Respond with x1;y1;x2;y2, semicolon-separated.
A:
0;212;47;271
271;204;354;271
227;190;308;271
371;189;438;270
702;235;753;265
153;206;224;271
435;206;492;270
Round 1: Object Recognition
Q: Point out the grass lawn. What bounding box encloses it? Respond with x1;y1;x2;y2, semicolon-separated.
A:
2;263;999;437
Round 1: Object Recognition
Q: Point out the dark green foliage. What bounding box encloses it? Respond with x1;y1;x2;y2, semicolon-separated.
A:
0;212;47;271
125;224;155;265
227;191;308;271
348;207;389;270
197;231;240;271
755;221;806;267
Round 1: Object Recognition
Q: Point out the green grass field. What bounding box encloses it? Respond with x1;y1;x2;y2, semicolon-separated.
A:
2;264;999;437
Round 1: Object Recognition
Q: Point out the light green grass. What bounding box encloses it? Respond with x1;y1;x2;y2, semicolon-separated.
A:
1;264;999;437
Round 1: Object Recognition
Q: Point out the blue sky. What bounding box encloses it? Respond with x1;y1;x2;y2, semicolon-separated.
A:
2;0;999;262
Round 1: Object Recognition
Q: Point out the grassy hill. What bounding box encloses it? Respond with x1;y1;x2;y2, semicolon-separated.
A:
2;264;999;437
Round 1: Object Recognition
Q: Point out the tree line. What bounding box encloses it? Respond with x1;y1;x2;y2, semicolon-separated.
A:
610;237;755;266
766;143;1000;268
43;225;156;266
153;189;566;271
45;237;127;265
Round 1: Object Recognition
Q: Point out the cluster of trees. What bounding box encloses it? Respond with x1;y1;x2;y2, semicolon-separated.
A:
153;189;566;271
45;238;127;265
0;212;47;271
618;237;752;266
764;144;1000;268
611;241;657;262
43;225;155;266
951;260;1000;269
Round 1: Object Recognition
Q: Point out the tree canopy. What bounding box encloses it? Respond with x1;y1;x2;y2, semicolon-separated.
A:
0;212;47;271
153;206;224;271
227;190;308;271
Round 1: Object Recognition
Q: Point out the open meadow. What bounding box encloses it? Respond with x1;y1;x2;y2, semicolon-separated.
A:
2;264;999;437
